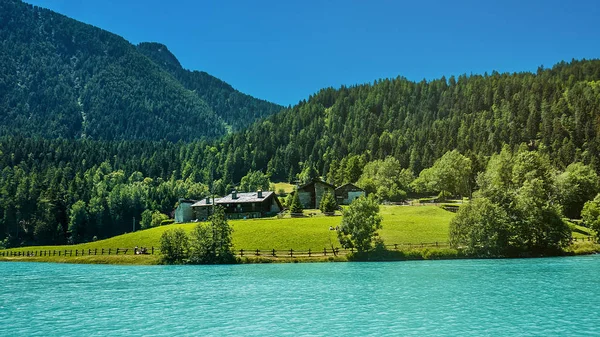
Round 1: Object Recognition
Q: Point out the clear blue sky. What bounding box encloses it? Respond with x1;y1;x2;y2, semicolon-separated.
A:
25;0;600;106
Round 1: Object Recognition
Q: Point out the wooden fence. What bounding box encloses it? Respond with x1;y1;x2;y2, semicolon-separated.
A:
0;237;596;259
0;247;155;258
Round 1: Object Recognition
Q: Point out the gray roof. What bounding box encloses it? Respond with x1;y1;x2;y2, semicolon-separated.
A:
191;191;275;207
217;191;275;204
191;198;222;207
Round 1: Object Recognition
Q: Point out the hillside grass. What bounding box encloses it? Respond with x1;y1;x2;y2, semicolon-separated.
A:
2;205;596;264
273;182;295;194
1;206;450;252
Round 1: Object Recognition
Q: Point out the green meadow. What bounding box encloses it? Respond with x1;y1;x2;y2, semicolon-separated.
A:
1;205;597;264
1;206;451;253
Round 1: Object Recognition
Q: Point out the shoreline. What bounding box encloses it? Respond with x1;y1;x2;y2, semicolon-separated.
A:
1;242;598;265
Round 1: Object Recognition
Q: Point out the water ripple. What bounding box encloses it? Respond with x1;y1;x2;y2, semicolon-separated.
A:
1;256;599;336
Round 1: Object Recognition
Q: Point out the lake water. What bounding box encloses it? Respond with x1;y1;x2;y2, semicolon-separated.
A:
1;256;599;336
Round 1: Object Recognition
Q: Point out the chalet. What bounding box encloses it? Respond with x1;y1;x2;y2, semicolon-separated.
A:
295;179;336;209
191;190;283;220
174;199;197;223
335;183;365;205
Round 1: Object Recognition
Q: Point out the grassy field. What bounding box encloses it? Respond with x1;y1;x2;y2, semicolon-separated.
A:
272;182;295;194
1;205;597;264
379;206;454;244
0;206;451;252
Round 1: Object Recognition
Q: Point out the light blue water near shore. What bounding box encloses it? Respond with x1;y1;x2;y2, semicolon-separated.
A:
1;256;599;336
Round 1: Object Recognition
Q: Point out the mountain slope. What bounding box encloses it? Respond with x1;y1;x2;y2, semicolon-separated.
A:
137;42;283;132
0;1;280;141
213;59;600;183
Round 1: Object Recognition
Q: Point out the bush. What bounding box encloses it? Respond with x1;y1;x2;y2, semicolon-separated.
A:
159;228;189;264
188;206;235;264
151;211;169;228
161;219;175;226
338;195;382;252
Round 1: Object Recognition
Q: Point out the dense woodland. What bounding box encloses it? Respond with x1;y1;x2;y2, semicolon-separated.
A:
1;0;600;249
0;0;280;141
137;42;282;132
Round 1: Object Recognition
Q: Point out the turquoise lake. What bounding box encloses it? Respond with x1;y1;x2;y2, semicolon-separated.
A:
1;256;599;336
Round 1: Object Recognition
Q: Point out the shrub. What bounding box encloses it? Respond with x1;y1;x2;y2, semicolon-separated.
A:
159;228;189;264
161;219;175;226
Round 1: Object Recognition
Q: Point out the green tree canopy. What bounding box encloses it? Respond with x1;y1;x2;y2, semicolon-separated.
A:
239;170;271;192
289;191;303;214
159;228;189;264
337;195;382;252
188;206;235;264
411;150;472;197
357;156;413;202
319;190;337;214
556;162;600;219
582;194;600;235
451;146;571;256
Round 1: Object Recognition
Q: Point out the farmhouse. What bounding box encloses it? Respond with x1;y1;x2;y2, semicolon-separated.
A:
191;190;283;220
335;183;365;205
295;179;336;209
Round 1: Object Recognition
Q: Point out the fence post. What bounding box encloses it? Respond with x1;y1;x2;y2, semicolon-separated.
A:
255;249;260;256
240;249;244;257
308;248;311;257
272;249;276;257
108;248;111;255
152;247;155;255
394;244;398;250
324;248;327;256
116;248;120;255
94;248;97;255
289;248;293;257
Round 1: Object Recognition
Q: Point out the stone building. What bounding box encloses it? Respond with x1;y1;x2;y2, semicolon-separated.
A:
335;183;365;205
295;179;336;209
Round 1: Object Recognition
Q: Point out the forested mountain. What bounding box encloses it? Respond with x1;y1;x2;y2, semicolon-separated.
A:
137;42;283;131
2;1;600;249
217;59;600;184
0;0;280;141
2;58;600;247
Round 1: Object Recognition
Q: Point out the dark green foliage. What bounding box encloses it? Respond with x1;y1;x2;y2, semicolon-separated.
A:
221;60;600;184
338;195;382;252
357;156;412;202
159;228;189;264
319;190;337;214
556;163;600;219
137;42;282;132
449;198;510;256
0;1;279;141
411;150;472;197
2;0;600;253
239;170;271;192
188;206;235;264
582;194;600;234
289;191;303;214
450;147;572;256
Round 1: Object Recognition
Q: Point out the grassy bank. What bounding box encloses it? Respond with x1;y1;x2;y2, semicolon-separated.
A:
1;205;597;265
